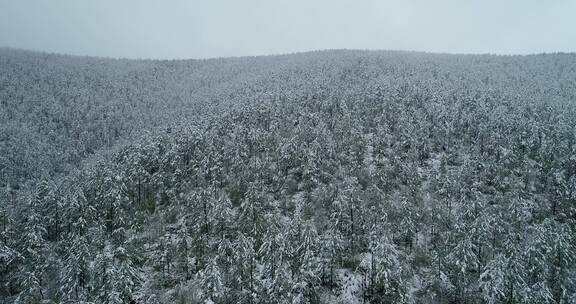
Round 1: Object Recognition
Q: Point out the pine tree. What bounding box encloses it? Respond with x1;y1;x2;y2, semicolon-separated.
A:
290;217;320;302
15;185;49;303
480;254;507;304
93;241;141;304
196;256;224;303
59;234;91;303
236;234;258;303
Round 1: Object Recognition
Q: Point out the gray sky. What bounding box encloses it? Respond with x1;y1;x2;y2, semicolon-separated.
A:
1;0;575;59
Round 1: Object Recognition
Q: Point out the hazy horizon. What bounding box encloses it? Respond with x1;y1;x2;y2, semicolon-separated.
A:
3;46;576;62
1;0;575;59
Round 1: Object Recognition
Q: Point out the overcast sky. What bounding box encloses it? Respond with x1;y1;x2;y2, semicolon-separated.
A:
1;0;575;59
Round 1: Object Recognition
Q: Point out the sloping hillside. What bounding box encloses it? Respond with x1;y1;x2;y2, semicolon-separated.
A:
1;49;575;303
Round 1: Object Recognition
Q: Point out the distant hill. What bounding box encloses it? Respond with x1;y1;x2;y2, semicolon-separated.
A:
1;48;575;303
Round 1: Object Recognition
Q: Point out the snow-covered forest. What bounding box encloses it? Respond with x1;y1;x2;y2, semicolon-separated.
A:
1;48;575;303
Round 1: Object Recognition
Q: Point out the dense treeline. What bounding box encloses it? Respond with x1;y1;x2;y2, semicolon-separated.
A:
2;48;575;188
1;49;576;303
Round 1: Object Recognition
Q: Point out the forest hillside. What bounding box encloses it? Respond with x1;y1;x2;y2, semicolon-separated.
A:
1;49;575;303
